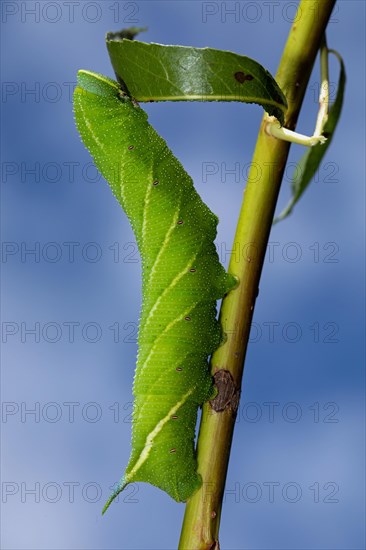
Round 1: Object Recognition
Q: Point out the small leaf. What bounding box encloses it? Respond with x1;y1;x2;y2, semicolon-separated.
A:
106;26;147;42
274;51;346;224
106;38;287;123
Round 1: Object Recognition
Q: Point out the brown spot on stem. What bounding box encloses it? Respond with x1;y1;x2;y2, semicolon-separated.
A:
210;370;240;415
128;145;134;150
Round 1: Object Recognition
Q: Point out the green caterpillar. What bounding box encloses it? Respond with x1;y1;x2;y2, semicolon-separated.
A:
73;70;236;510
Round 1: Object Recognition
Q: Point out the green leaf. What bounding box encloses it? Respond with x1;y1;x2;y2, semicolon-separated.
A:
274;51;346;224
106;38;287;123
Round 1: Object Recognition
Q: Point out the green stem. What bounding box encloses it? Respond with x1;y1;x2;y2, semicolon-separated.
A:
178;1;336;548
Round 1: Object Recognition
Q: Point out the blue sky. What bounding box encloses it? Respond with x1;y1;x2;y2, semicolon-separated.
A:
1;1;365;549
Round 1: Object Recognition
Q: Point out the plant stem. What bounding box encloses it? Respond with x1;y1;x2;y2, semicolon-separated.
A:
178;1;336;548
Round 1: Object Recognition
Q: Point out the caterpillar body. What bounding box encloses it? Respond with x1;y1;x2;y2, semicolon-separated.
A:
73;70;236;509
